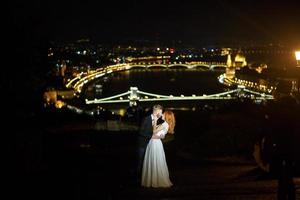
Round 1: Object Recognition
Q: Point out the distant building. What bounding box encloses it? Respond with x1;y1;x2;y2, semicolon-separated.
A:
56;90;75;100
221;48;231;56
43;89;74;107
43;90;57;106
233;53;247;69
224;52;247;79
248;63;268;74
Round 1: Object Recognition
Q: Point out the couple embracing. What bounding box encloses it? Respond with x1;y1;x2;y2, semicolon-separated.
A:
137;104;175;188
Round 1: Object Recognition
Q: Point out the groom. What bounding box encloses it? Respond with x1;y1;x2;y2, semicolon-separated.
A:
136;104;163;181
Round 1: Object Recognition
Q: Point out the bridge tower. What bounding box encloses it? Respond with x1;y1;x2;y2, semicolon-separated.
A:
236;85;246;98
129;87;139;106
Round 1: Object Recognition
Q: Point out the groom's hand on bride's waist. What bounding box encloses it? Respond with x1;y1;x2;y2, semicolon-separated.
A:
151;135;161;139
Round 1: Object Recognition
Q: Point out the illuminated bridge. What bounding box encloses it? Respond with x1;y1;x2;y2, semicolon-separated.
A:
128;63;227;70
85;86;274;106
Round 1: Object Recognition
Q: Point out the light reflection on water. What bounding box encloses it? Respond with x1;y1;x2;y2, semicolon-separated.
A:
111;106;211;117
84;69;227;99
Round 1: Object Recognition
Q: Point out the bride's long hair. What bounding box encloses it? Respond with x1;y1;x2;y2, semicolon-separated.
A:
164;110;175;134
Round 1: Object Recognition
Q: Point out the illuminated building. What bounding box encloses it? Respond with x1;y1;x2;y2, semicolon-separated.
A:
233;53;247;69
226;54;232;67
43;90;57;105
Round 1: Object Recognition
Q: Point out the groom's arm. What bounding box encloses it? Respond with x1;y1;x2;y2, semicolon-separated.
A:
139;117;152;139
138;118;147;135
152;123;169;139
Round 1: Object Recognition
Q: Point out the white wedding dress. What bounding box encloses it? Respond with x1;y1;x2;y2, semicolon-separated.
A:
141;121;173;188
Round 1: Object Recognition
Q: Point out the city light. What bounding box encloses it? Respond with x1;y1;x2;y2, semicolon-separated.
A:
295;51;300;66
295;51;300;61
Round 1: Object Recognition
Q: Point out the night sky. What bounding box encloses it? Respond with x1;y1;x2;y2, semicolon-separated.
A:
10;0;300;46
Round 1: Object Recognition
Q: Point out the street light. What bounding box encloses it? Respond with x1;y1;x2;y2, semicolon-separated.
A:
295;51;300;93
295;51;300;67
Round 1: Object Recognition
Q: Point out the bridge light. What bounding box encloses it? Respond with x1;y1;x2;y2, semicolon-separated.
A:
192;94;196;97
180;95;184;97
120;97;123;100
145;96;148;99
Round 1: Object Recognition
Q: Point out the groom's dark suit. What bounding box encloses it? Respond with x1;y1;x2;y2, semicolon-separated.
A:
137;115;153;176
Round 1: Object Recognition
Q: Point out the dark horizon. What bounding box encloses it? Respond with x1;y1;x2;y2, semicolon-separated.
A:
10;0;300;48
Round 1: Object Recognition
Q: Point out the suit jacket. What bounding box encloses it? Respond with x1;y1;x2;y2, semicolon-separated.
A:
138;115;153;148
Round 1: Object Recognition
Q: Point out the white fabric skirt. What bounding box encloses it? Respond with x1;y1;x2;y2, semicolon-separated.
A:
141;139;173;188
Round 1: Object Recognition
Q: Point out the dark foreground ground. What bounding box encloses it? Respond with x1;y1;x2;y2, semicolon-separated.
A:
15;102;300;200
16;129;300;200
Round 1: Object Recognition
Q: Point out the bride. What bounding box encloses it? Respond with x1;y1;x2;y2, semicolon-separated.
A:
141;110;175;188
